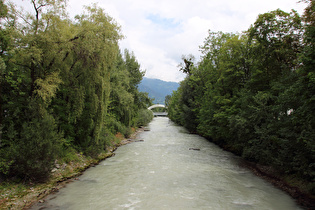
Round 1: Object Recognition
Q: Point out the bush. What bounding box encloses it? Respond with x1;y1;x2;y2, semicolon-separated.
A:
8;103;62;182
105;115;133;138
136;109;153;127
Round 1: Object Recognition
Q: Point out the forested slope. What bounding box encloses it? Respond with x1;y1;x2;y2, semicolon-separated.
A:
0;0;153;181
168;1;315;196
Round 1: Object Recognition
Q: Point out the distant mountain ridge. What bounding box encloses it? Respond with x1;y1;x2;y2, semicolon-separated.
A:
138;77;179;104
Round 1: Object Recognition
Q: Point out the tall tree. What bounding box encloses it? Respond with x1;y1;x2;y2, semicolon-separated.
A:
168;5;314;192
52;4;122;155
0;0;67;180
0;0;151;181
248;9;303;91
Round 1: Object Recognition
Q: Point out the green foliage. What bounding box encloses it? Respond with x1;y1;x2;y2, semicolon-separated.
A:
247;9;303;92
124;49;145;90
136;109;154;127
105;114;131;138
0;0;152;181
167;88;182;125
0;0;8;18
165;95;171;107
8;100;62;181
169;4;315;189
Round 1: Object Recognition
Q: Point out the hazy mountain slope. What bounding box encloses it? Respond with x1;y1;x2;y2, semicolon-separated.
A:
138;77;179;104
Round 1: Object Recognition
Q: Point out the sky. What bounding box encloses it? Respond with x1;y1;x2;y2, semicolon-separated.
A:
14;0;307;82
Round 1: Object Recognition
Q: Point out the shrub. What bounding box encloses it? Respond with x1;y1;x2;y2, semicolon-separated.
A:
136;109;153;127
8;103;62;182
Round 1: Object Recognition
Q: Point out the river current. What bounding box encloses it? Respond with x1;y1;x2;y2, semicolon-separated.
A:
31;117;301;210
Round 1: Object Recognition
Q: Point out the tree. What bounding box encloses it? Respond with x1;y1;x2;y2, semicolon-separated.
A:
168;6;314;191
0;0;67;180
124;49;145;91
196;32;249;142
178;54;195;75
53;4;122;155
0;0;151;181
248;9;303;91
274;0;315;180
123;49;146;126
165;94;171;107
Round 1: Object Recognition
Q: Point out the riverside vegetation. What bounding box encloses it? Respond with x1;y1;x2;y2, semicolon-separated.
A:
167;1;315;208
1;0;315;209
0;0;153;208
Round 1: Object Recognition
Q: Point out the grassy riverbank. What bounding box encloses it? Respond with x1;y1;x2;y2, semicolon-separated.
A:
0;128;144;209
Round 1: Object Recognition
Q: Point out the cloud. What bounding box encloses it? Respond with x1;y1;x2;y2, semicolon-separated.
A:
146;14;180;29
13;0;308;82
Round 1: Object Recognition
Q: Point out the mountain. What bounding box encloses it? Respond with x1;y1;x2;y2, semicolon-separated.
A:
138;77;180;105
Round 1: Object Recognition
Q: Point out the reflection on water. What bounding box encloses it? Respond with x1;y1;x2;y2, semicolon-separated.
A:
31;117;301;210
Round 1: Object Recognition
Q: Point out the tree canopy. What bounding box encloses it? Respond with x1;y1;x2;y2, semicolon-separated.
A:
168;2;315;195
0;0;153;181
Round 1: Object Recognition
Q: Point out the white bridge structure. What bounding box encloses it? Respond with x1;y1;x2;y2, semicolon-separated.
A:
148;104;168;117
148;104;166;110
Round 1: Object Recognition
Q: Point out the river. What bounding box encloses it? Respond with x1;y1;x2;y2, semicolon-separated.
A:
31;117;301;210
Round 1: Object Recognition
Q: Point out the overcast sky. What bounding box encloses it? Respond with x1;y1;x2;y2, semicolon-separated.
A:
14;0;307;82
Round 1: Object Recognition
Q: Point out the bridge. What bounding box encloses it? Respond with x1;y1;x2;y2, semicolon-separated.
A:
148;104;168;117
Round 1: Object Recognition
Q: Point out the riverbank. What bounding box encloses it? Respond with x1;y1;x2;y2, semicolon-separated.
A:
213;141;315;210
238;160;315;209
0;127;145;210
